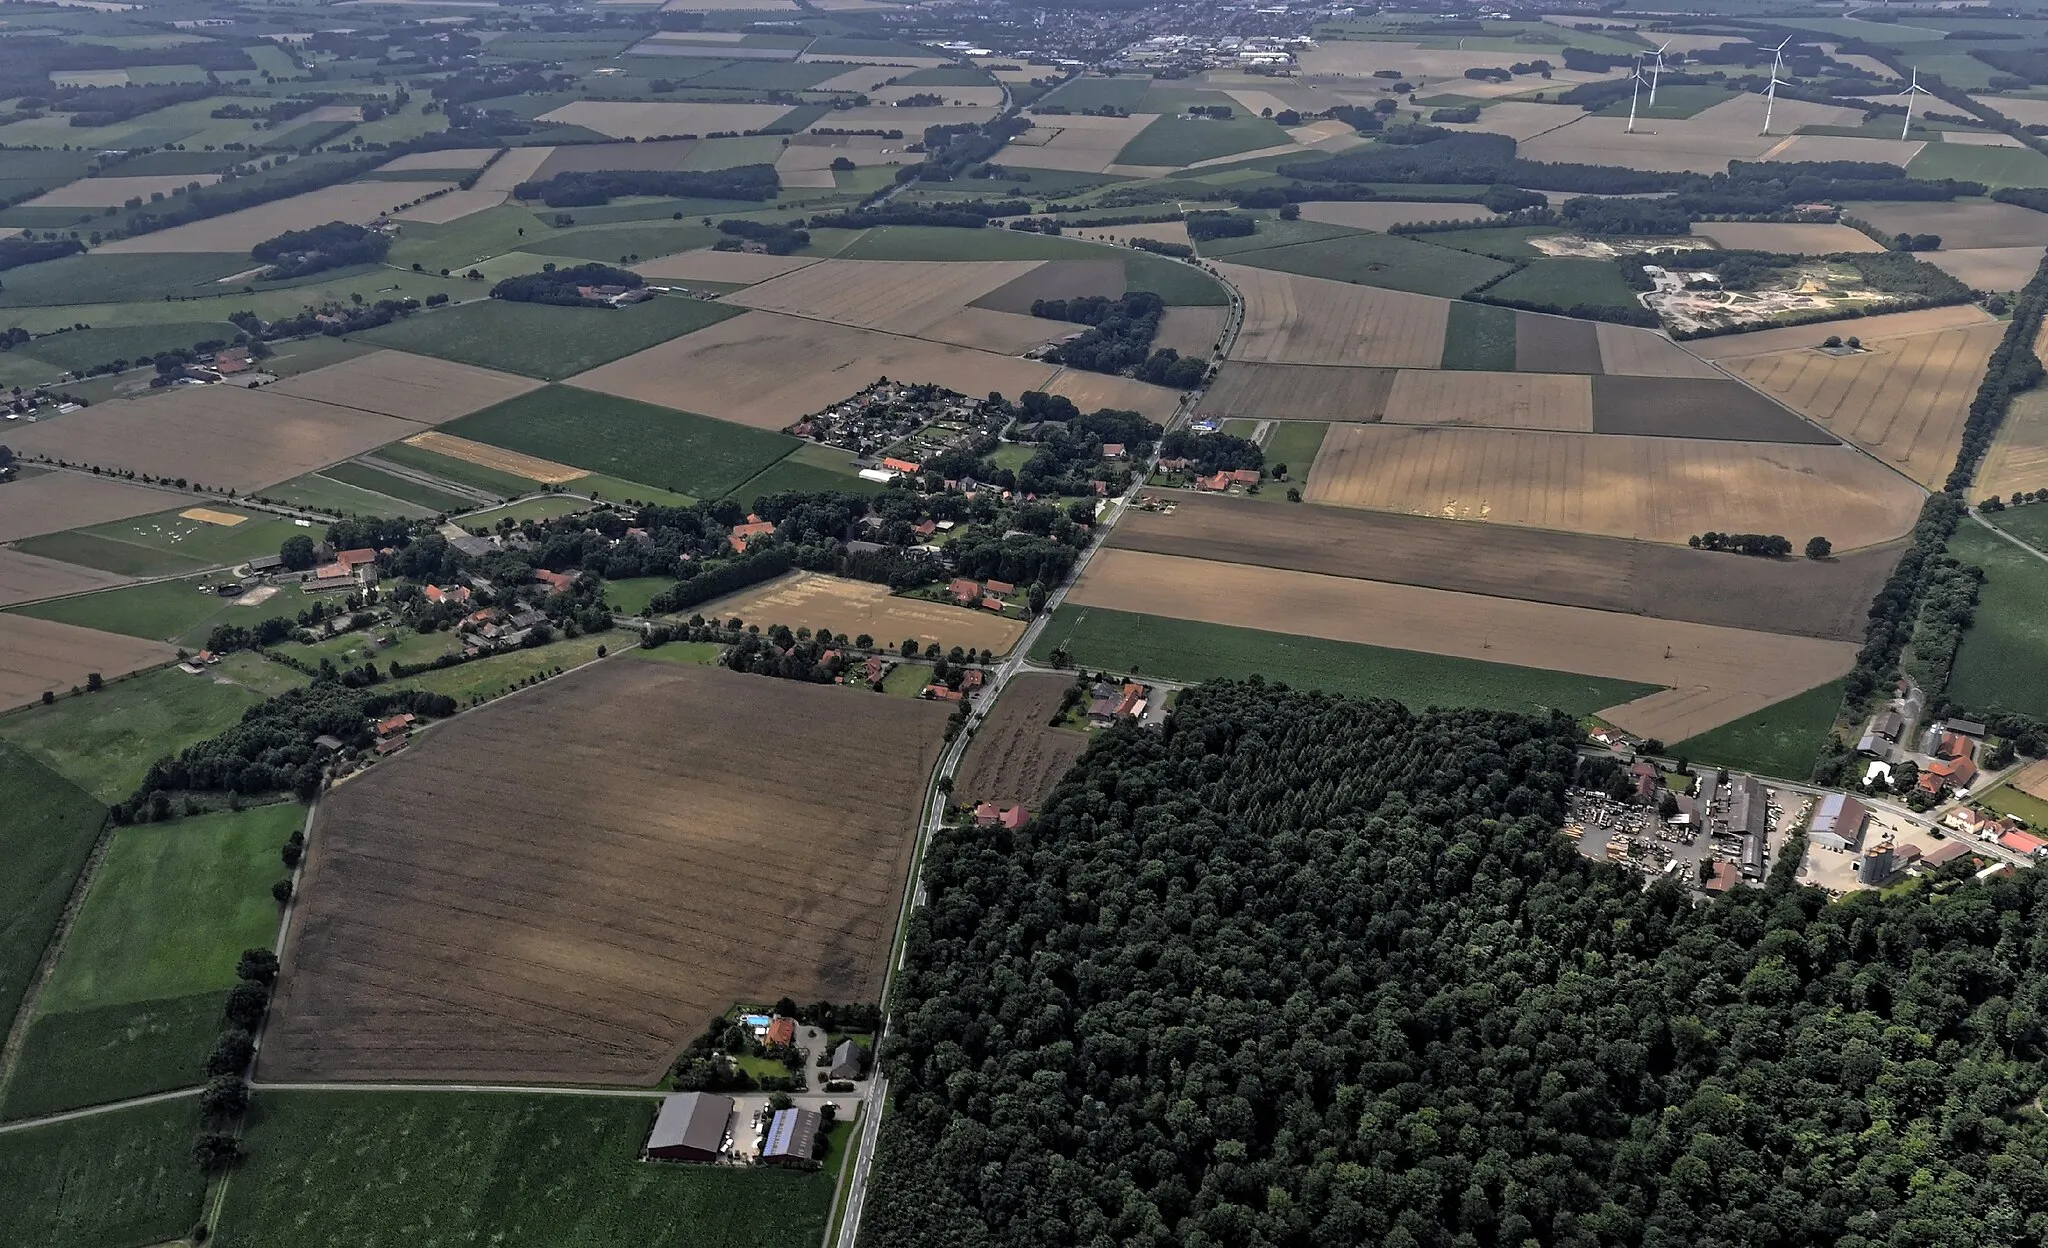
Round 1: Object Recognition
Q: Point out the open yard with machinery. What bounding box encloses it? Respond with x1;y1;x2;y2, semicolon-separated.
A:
10;385;426;493
1065;548;1856;740
0;614;178;710
1725;320;2004;486
570;310;1063;430
1303;424;1924;549
267;349;543;425
726;259;1065;353
260;660;949;1083
1112;492;1894;641
211;1091;838;1248
952;671;1090;810
1222;264;1450;367
96;181;455;253
698;571;1025;654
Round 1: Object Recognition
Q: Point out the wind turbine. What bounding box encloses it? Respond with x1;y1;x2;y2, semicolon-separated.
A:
1626;57;1649;134
1897;66;1930;141
1648;38;1673;108
1761;37;1792;136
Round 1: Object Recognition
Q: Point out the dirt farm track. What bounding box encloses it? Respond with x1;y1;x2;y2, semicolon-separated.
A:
260;659;949;1084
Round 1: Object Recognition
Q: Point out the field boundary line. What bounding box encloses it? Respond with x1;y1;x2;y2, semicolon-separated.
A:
0;1084;200;1135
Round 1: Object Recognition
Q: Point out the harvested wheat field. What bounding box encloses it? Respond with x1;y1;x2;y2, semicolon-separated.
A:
2012;759;2048;801
0;473;186;543
1111;491;1895;641
571;311;1059;430
696;571;1025;654
1974;387;2048;501
1299;201;1499;231
535;100;795;140
728;259;1062;352
1857;199;2048;251
260;659;947;1083
970;259;1124;314
377;147;498;173
1383;370;1594;430
0;614;178;710
1927;246;2047;292
952;672;1090;809
1198;362;1394;423
11;388;424;493
1045;370;1182;422
997;113;1158;174
1443;101;1585;140
268;349;542;425
0;547;129;606
1068;548;1854;740
1155;305;1227;357
1684;303;1994;360
26;173;221;208
475;146;553;194
637;249;820;284
1726;321;2004;485
1223;264;1450;367
96;182;454;253
528;140;696;181
403;431;581;484
1304;424;1924;548
1696;222;1887;253
391;189;506;224
1595;322;1726;378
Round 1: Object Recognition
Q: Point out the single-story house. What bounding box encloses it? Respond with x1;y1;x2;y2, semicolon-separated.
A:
882;456;922;475
829;1039;863;1082
760;1107;820;1167
645;1092;732;1163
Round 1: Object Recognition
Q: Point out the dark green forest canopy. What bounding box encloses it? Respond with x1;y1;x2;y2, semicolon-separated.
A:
867;679;2048;1248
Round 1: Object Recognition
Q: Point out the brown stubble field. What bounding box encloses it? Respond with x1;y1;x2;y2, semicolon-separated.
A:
1221;264;1450;367
569;311;1061;430
0;472;187;542
0;547;130;605
727;259;1063;353
1067;548;1856;741
1198;363;1395;422
267;349;543;425
1976;387;2048;501
1515;315;1603;375
96;182;455;253
1696;222;1886;253
0;614;178;709
1594;323;1725;378
1724;322;2005;486
1303;424;1924;548
1155;306;1227;357
260;660;949;1084
1382;370;1594;430
953;672;1090;810
1926;246;2047;293
1111;491;1897;641
1683;304;1992;361
635;249;819;284
700;571;1026;654
402;432;579;483
1855;199;2048;250
11;387;427;493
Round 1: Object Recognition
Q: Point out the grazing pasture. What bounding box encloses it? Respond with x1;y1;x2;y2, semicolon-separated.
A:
1725;321;2004;485
97;182;455;253
1947;521;2048;721
1219;232;1512;298
1109;492;1893;641
701;571;1025;654
1304;424;1924;548
1198;362;1395;423
534;100;795;140
0;614;178;710
1381;370;1594;430
11;386;425;492
0;473;186;543
570;310;1061;430
352;296;748;381
954;672;1090;809
1067;548;1854;740
1222;264;1450;367
261;660;948;1083
0;744;105;1047
0;661;274;801
15;504;297;578
267;349;543;424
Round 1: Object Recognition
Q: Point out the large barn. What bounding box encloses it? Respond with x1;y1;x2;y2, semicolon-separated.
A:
645;1092;732;1163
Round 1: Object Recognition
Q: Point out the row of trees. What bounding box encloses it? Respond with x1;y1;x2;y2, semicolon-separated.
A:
509;164;779;207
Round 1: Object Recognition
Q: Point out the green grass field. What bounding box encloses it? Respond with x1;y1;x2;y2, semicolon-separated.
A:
0;252;250;307
1948;521;2048;719
1030;606;1660;717
1484;258;1646;313
0;803;300;1119
1222;232;1513;298
566;472;698;508
19;320;239;374
211;1091;839;1247
322;460;473;513
1908;142;2048;189
1982;782;2048;828
1442;300;1519;368
0;1096;205;1248
389;632;618;703
1033;75;1153;113
604;576;678;615
0;745;105;1040
273;627;460;671
1422;225;1570;261
9;574;313;648
260;471;433;519
373;440;539;498
726;442;883;502
352;296;746;381
459;494;595;525
443;385;799;498
1116;111;1291;167
0;662;269;802
527;222;723;264
15;505;299;577
1668;679;1843;780
1985;503;2048;550
835;227;1228;303
1193;217;1363;258
1262;421;1328;484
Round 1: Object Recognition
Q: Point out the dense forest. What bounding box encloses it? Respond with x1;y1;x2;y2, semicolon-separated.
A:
488;261;642;305
509;165;779;207
866;680;2048;1248
251;220;390;279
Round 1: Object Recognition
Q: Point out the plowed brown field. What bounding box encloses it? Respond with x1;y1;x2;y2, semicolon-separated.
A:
1197;362;1395;422
953;672;1089;809
1726;321;2004;486
1304;424;1924;548
729;259;1062;352
1221;264;1450;367
260;659;948;1083
0;473;186;542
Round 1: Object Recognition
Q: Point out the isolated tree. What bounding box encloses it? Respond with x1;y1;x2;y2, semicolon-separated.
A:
901;637;919;657
1806;535;1833;560
271;879;293;905
1822;334;1842;349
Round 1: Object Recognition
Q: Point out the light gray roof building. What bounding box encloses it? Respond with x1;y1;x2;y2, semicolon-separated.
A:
646;1092;732;1162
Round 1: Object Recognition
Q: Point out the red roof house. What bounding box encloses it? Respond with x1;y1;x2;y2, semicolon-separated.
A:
998;805;1028;830
912;520;938;539
1197;471;1231;492
985;579;1015;596
949;577;980;604
765;1017;797;1047
423;584;470;605
882;456;922;475
2000;829;2047;857
336;548;378;567
1920;756;1979;796
1230;468;1260;485
534;568;579;593
973;801;1000;826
